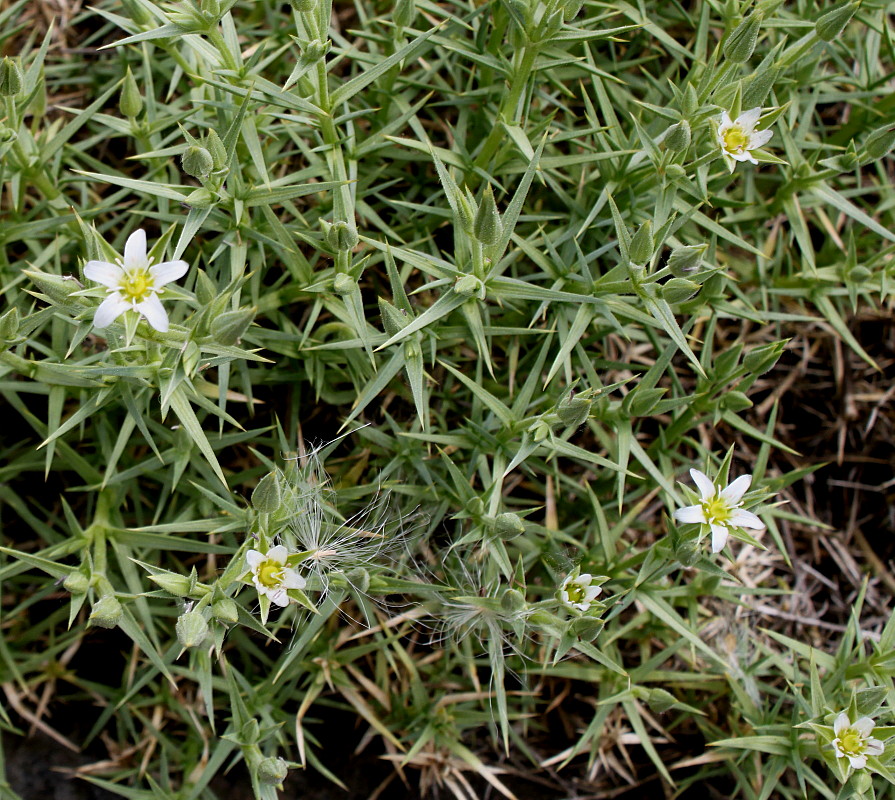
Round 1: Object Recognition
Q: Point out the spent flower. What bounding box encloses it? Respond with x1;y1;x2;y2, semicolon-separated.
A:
716;107;773;165
245;545;306;607
831;712;884;769
673;468;765;553
84;229;188;332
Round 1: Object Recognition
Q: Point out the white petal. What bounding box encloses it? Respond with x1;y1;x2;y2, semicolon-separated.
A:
865;738;884;755
834;712;851;735
736;107;762;130
267;545;290;564
729;508;765;530
576;574;593;584
93;295;129;328
281;569;306;590
584;585;601;601
710;524;729;553
123;229;147;269
731;150;754;162
674;505;707;524
721;474;752;505
268;588;290;607
719;112;733;128
559;589;570;603
245;550;265;570
136;294;169;332
150;260;189;287
749;129;773;149
84;261;124;289
574;601;589;611
853;717;875;737
690;469;716;500
847;753;867;769
832;739;845;758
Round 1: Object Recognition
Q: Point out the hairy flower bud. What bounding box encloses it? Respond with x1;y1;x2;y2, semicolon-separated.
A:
661;277;700;304
494;512;525;538
290;0;316;11
815;1;860;42
149;572;193;597
181;145;213;179
63;571;90;595
723;13;762;63
257;757;289;786
664;120;691;152
299;39;330;68
394;0;416;28
89;595;123;628
176;610;210;649
454;274;485;299
667;244;707;277
864;125;895;162
0;306;19;341
210;307;255;345
0;57;23;97
212;597;239;623
119;67;143;118
628;220;653;265
473;184;502;246
557;394;591;427
204;129;227;171
500;588;525;613
378;298;408;338
252;471;282;513
326;220;359;252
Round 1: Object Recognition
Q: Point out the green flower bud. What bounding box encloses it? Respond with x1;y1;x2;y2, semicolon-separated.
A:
455;190;476;232
176;610;210;648
723;13;762;63
661;277;700;304
864;125;895;162
570;615;604;640
184;188;215;209
531;419;551;443
494;512;525;538
122;0;152;24
240;719;260;745
149;572;194;597
326;220;359;252
212;597;239;624
473;184;502;246
848;265;872;283
403;338;421;361
664;120;691;152
252;471;282;513
719;390;753;412
666;244;707;277
853;769;873;795
181;145;214;179
394;0;416;28
0;57;23;97
0;307;19;341
664;163;687;179
89;595;123;628
204;129;227;171
200;0;221;19
628;220;653;265
816;1;860;42
63;571;90;595
290;0;316;11
119;67;143;118
646;687;678;714
453;274;485;299
465;496;484;517
819;152;859;172
500;588;525;613
210;306;256;346
345;567;371;594
557;394;591;427
257;757;289;786
300;39;330;68
742;339;786;376
623;387;666;417
333;273;356;296
25;269;81;304
378;298;408;338
194;270;217;306
0;124;16;144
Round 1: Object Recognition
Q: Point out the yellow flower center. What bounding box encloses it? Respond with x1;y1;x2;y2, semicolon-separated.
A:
257;561;285;589
702;496;733;525
838;728;866;756
566;582;586;603
723;125;750;153
119;269;153;302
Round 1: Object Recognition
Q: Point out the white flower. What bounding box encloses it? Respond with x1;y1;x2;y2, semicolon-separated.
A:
673;468;765;553
559;573;602;612
83;229;188;332
245;545;306;607
716;107;773;165
832;712;884;769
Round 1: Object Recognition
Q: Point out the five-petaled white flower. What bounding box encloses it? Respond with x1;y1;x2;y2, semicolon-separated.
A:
832;712;884;769
84;229;188;332
245;545;306;607
673;468;765;553
559;573;602;612
716;107;773;165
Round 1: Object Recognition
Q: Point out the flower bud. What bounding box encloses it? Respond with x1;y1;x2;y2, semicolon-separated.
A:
646;687;678;714
863;125;895;162
89;595;123;628
666;244;707;276
453;274;485;299
0;57;23;97
378;298;408;338
333;273;356;296
661;277;700;304
63;571;90;595
557;394;591;427
853;769;872;795
252;471;282;513
204;129;227;171
723;13;761;63
623;387;666;417
815;1;860;42
664;163;687;179
0;125;16;144
628;220;653;265
494;512;525;538
570;615;604;640
194;270;217;306
345;567;371;593
465;496;484;517
183;188;215;209
149;572;193;597
500;588;525;613
473;184;502;246
0;307;19;341
394;0;416;28
847;265;872;283
742;340;786;376
663;120;691;152
181;145;214;179
240;718;260;744
212;597;239;624
326;220;359;252
719;390;752;412
257;757;289;786
531;419;551;442
210;306;255;345
119;67;143;118
176;610;210;648
299;39;330;68
290;0;316;11
455;191;476;232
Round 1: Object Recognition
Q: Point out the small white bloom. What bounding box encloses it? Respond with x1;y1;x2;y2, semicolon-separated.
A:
831;712;885;769
245;545;306;608
83;229;188;333
673;468;765;553
559;573;602;612
716;107;773;165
